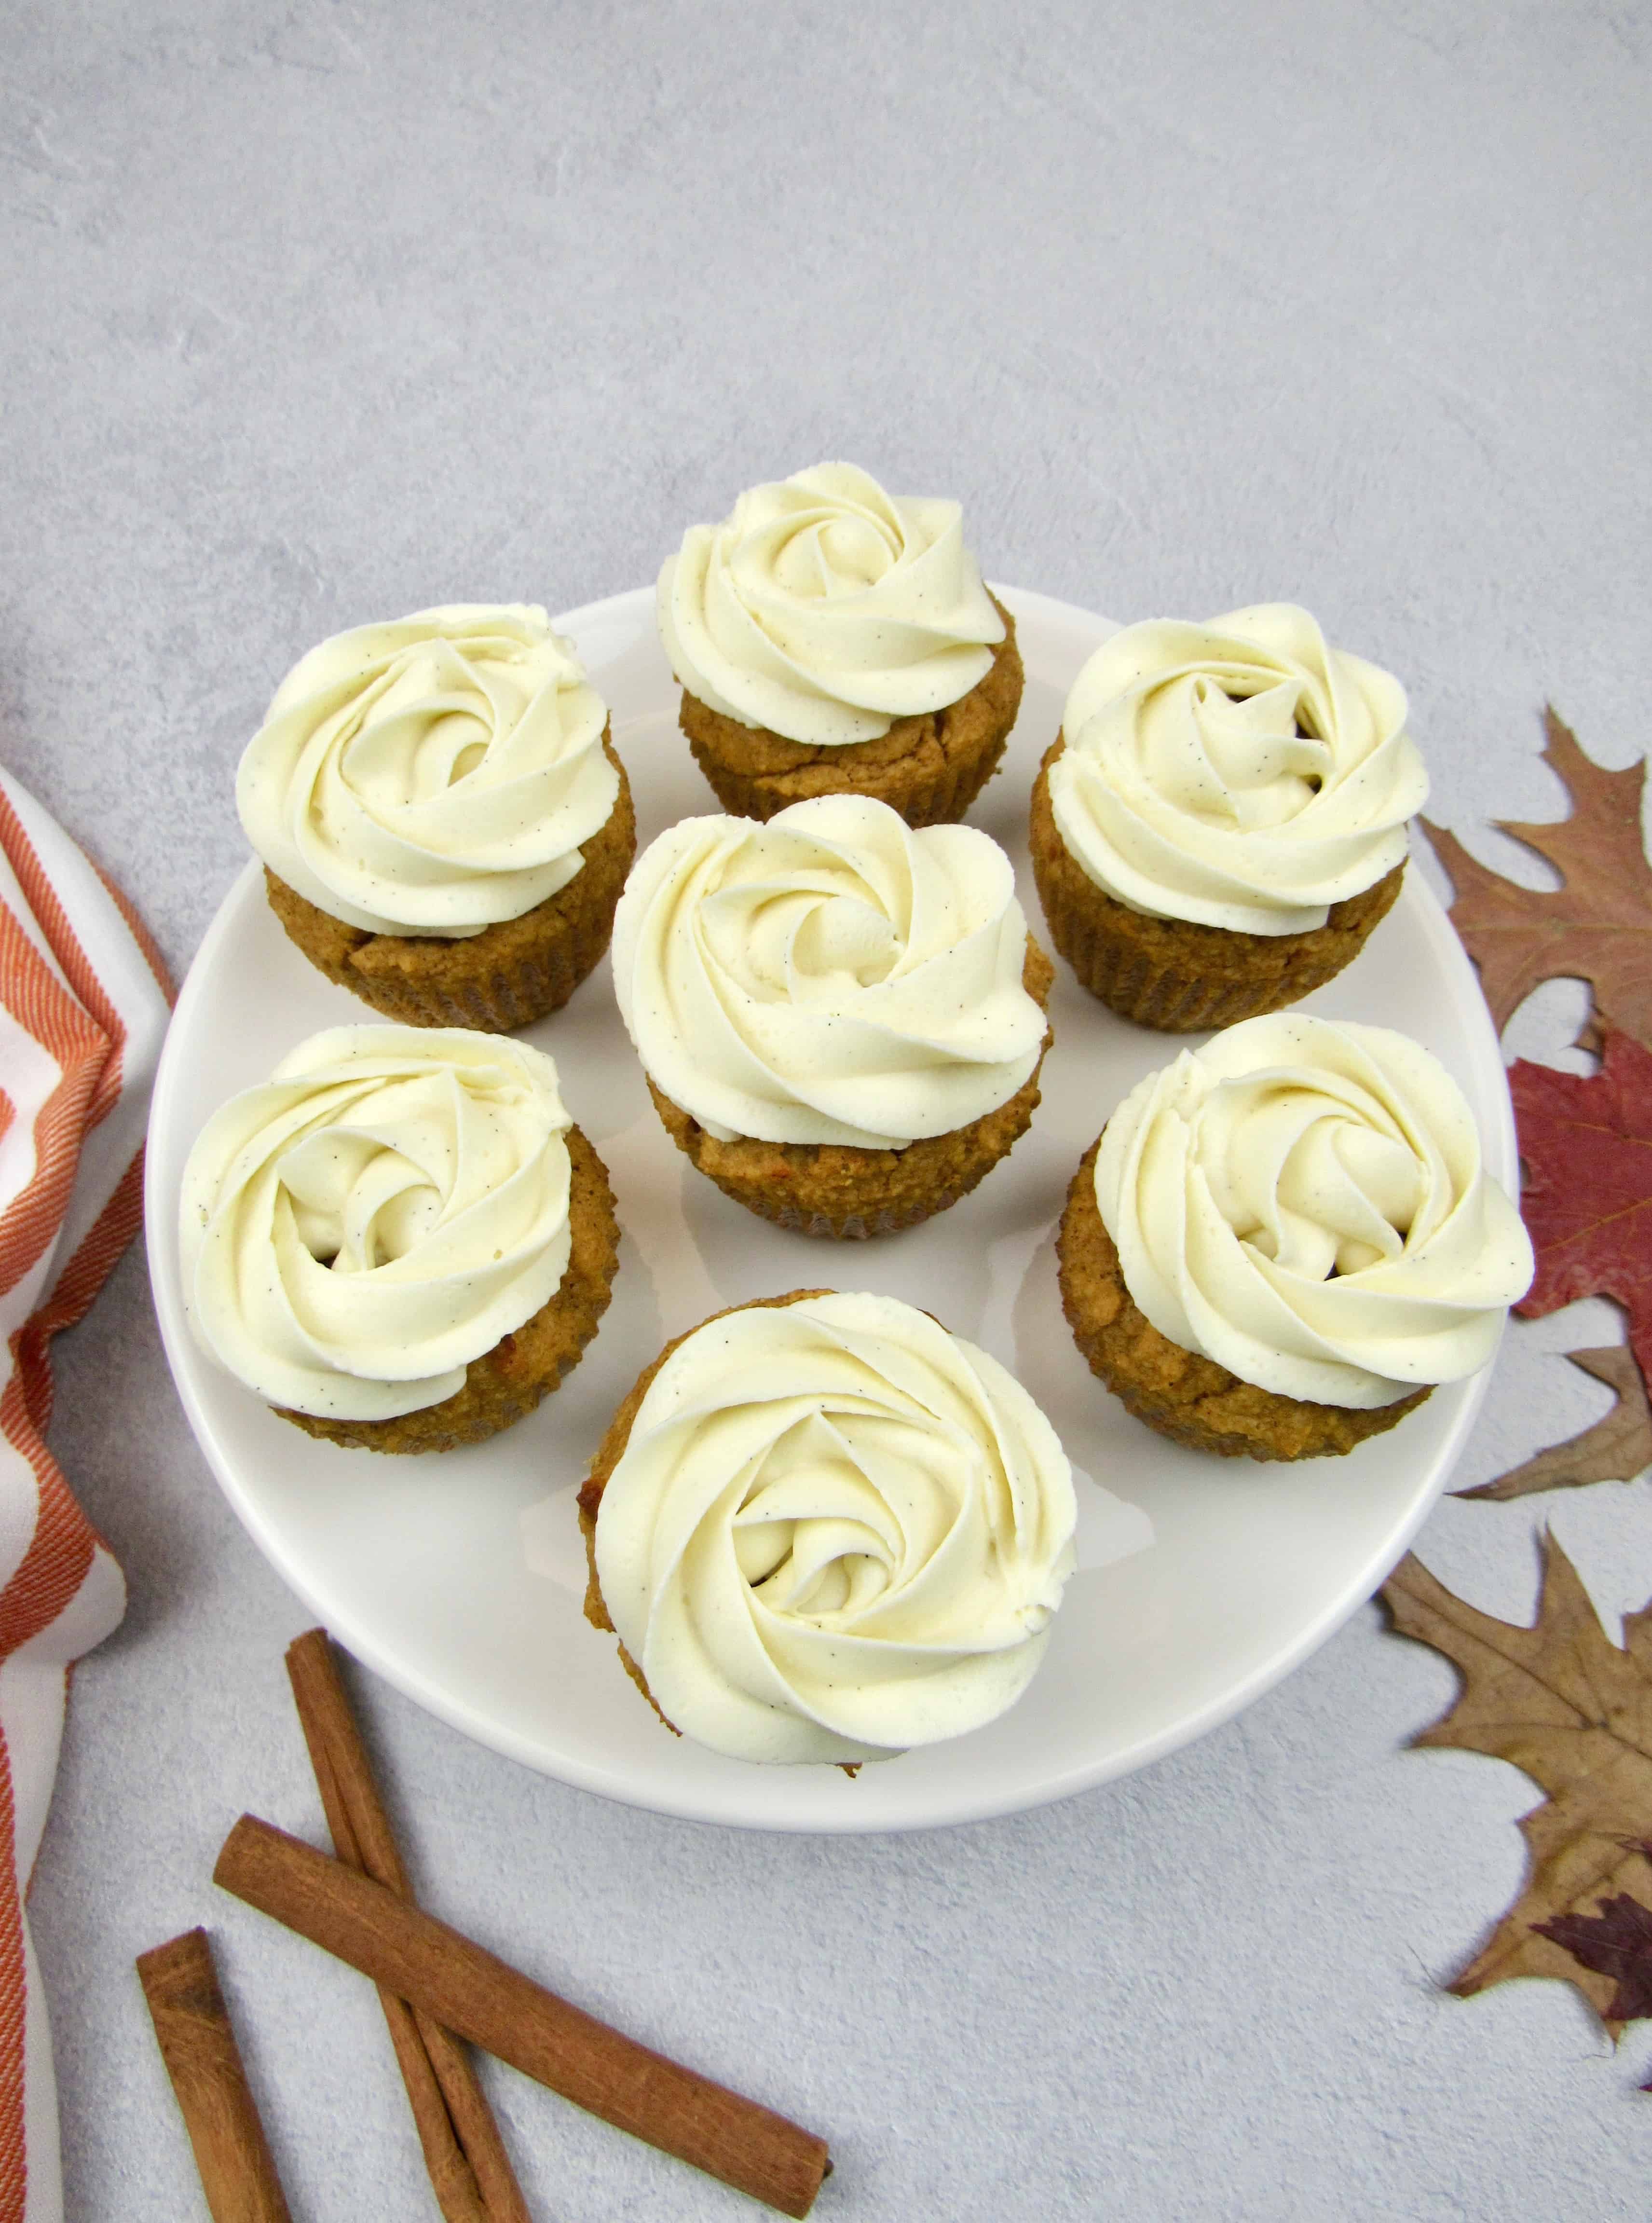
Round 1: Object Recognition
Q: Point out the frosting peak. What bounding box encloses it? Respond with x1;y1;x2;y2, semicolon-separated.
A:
238;605;619;938
180;1026;576;1420
657;463;1005;745
1095;1015;1533;1408
611;795;1048;1148
1050;604;1429;934
593;1291;1078;1763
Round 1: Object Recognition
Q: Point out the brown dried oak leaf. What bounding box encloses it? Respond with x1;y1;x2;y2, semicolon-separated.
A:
1383;1534;1652;2038
1459;1347;1652;1501
1420;710;1652;1049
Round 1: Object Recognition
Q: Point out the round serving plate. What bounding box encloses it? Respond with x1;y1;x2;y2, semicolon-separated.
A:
146;585;1513;1834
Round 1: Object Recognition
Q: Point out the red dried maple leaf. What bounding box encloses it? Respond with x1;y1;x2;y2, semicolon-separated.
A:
1422;710;1652;1048
1511;1031;1652;1390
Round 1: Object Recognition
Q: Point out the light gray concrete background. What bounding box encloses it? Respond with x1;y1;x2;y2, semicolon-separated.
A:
5;2;1652;2215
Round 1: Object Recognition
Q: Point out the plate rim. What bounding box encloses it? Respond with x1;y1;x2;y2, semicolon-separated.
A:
146;580;1513;1833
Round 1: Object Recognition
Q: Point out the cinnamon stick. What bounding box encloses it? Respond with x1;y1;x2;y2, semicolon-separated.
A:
285;1629;528;2223
215;1814;830;2219
136;1927;293;2223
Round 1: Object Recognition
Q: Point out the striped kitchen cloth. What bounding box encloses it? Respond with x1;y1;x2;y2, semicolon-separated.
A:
0;770;170;2223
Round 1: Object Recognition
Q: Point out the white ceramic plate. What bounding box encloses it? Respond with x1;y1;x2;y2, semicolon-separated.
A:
147;586;1514;1834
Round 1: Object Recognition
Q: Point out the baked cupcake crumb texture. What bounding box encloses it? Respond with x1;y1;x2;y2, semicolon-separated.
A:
682;600;1023;826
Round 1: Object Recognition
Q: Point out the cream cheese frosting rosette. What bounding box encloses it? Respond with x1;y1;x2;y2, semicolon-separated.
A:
610;796;1052;1243
660;465;1024;828
659;463;1006;746
1049;605;1429;935
179;1025;605;1435
1093;1015;1533;1412
584;1291;1079;1764
238;604;620;937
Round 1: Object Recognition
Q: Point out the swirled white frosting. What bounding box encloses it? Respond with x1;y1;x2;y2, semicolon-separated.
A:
593;1291;1078;1763
179;1026;576;1421
237;605;619;938
657;462;1006;746
1050;605;1429;934
1094;1015;1533;1409
611;795;1048;1149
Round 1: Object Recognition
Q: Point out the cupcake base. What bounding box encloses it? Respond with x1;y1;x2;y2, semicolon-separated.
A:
645;939;1054;1238
680;597;1024;828
1029;735;1404;1029
1056;1139;1428;1460
578;1290;830;1737
278;1125;620;1454
264;734;637;1032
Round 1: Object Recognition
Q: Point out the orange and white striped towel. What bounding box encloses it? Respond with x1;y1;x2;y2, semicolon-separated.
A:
0;771;170;2223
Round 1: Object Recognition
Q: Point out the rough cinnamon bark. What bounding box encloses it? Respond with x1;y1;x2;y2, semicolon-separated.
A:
286;1630;529;2223
214;1816;832;2219
136;1927;293;2223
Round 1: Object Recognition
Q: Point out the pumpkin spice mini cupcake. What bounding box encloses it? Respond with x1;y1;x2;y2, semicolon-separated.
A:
179;1026;618;1453
1057;1014;1533;1461
611;794;1054;1238
239;605;635;1031
1030;604;1429;1029
658;462;1023;826
578;1289;1078;1765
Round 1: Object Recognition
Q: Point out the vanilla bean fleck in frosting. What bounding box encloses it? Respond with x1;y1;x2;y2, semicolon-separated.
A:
593;1292;1078;1763
1095;1015;1533;1409
238;605;619;938
611;795;1048;1148
1050;605;1429;934
180;1027;576;1420
657;462;1006;745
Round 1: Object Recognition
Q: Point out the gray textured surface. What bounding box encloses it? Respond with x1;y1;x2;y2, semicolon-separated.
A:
6;2;1652;2216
